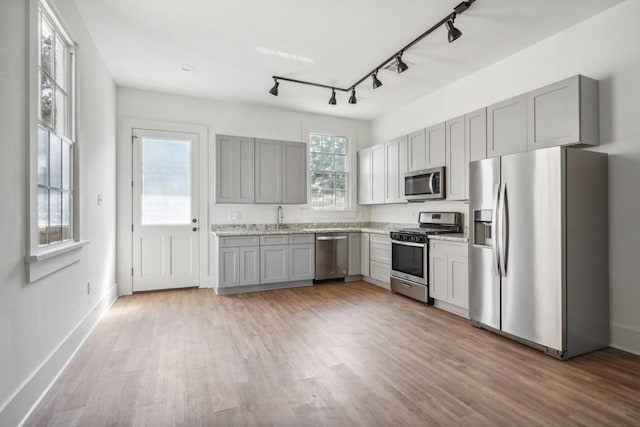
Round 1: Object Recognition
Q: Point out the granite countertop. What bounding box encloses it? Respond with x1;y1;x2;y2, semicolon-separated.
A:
210;222;404;237
428;233;469;243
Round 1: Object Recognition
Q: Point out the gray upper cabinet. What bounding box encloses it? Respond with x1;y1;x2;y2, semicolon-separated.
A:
282;142;307;204
527;75;599;150
426;122;446;168
487;94;527;158
407;129;427;172
255;139;282;204
371;144;385;204
466;108;487;163
216;135;255;203
445;116;467;201
384;136;408;204
357;148;372;205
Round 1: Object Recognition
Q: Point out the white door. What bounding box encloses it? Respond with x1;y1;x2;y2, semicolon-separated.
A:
132;128;199;292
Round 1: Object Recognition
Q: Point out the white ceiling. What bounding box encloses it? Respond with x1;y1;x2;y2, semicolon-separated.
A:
72;0;623;120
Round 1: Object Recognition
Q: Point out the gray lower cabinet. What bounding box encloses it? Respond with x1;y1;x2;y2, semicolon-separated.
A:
289;244;315;281
255;139;282;204
429;240;469;311
445;116;466;201
218;244;259;288
369;234;391;285
260;244;289;284
426;122;446;168
239;247;260;285
487;94;528;158
348;233;361;275
282;142;307;204
216;135;254;203
526;75;599;150
360;233;370;277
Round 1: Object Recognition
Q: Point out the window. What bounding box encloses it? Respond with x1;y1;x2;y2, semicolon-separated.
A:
36;1;75;247
309;132;349;210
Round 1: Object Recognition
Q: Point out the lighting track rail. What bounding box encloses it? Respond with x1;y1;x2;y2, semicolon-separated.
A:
269;0;476;105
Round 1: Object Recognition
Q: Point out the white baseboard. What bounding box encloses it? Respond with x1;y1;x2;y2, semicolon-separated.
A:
362;276;391;290
0;283;118;427
610;323;640;356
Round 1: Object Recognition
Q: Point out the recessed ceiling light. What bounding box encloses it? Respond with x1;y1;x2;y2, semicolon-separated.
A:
180;64;194;72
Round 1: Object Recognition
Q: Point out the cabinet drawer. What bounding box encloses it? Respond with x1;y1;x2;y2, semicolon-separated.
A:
260;235;288;246
370;233;391;244
219;236;259;247
430;240;467;256
370;261;390;284
288;234;314;244
370;242;391;264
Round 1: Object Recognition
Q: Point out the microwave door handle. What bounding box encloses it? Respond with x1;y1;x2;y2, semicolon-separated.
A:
499;183;508;277
492;183;501;277
428;173;435;194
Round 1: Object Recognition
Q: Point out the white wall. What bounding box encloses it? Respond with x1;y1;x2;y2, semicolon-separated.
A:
0;0;117;425
370;0;640;354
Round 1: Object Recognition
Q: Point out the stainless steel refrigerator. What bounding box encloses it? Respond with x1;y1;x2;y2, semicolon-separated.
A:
469;146;609;359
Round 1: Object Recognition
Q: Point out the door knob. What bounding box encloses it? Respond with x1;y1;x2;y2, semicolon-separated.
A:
192;218;198;223
192;227;198;232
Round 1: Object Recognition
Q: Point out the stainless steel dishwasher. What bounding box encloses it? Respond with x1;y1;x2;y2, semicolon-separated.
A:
315;233;348;280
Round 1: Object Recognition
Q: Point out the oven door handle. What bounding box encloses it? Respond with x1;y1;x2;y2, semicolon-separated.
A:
391;240;425;248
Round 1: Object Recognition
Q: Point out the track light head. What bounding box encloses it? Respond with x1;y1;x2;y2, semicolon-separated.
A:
372;72;383;89
348;89;357;105
396;54;409;74
328;89;337;105
447;19;463;43
269;79;279;96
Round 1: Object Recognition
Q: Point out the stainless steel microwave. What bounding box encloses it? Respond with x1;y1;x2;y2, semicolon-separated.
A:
404;167;445;201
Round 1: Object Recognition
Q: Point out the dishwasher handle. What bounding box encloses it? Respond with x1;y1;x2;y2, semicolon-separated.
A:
316;235;347;241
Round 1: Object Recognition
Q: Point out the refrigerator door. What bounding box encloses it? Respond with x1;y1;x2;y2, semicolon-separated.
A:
469;157;501;330
500;147;564;351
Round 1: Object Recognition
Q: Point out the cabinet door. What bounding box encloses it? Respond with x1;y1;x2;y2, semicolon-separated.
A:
398;136;408;200
216;135;254;203
348;233;361;275
289;244;314;281
282;142;307;204
260;245;289;284
407;129;427;172
446;116;467;201
526;76;580;150
487;94;527;157
370;242;390;264
371;144;385;204
370;261;390;284
218;247;239;287
239;246;260;285
255;139;282;203
466;108;487;163
426;122;446;168
429;250;448;301
361;233;370;277
358;148;372;205
384;139;399;203
448;254;469;310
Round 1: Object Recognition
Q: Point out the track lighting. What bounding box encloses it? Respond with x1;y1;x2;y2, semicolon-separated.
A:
268;0;476;104
396;53;409;74
269;79;279;96
447;18;463;43
348;89;357;105
372;72;383;89
329;89;337;105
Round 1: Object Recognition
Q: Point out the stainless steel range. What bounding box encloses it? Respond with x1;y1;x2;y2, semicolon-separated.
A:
390;212;462;304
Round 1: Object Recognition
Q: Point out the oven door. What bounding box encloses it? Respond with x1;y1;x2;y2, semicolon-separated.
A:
391;240;427;284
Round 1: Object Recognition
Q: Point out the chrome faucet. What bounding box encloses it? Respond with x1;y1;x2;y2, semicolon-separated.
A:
276;205;284;230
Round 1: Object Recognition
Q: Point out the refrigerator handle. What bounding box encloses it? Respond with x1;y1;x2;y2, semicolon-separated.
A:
499;183;508;277
492;183;501;277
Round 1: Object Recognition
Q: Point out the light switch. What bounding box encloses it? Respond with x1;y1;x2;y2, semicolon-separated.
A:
230;211;241;220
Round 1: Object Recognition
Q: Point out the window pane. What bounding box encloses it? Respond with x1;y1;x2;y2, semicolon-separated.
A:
40;17;53;76
142;139;191;225
318;154;334;171
320;135;333;153
49;190;62;244
40;74;53;126
38;128;49;185
309;134;321;152
334;155;346;172
38;186;49;245
335;191;346;209
62;192;72;240
335;173;346;190
334;138;347;154
54;34;67;89
55;88;67;136
49;134;62;189
62;142;71;190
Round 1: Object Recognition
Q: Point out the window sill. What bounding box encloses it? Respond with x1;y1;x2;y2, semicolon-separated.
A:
26;240;90;282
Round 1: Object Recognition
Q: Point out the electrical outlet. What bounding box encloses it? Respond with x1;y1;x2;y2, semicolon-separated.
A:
230;211;241;220
87;281;91;295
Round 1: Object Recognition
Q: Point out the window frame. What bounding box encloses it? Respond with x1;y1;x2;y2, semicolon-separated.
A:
308;131;351;211
27;0;86;280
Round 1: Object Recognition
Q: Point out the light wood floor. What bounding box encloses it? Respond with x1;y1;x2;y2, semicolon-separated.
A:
27;282;640;426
